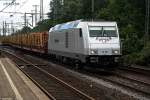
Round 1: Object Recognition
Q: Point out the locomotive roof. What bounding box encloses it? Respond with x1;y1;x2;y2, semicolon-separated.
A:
49;19;116;32
50;20;81;32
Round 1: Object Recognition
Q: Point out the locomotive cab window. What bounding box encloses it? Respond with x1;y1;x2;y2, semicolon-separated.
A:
89;26;117;37
89;26;102;37
103;26;118;37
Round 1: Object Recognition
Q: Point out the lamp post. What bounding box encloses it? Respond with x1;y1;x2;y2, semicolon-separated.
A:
33;5;39;25
145;0;150;41
62;0;64;5
40;0;43;21
147;0;149;38
92;0;94;20
10;14;14;35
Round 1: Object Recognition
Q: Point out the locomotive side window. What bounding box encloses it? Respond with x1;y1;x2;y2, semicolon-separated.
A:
79;29;82;37
65;32;69;48
54;39;59;43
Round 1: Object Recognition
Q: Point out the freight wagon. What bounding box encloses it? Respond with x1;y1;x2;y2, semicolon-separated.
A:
2;32;48;54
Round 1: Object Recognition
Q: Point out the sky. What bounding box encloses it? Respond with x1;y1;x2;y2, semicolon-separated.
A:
0;0;51;33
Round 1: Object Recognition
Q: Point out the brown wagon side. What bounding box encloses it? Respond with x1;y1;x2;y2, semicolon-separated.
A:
2;31;48;54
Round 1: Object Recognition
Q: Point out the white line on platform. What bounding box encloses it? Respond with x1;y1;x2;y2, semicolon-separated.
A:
0;60;23;100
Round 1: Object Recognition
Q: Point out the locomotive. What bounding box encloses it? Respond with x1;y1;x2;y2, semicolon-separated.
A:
48;20;121;65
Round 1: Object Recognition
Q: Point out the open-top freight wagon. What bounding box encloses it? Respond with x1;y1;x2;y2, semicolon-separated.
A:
2;31;48;54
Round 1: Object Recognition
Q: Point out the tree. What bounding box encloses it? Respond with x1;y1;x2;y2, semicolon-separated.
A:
48;0;63;20
48;0;107;22
20;26;31;34
97;0;145;54
31;19;54;32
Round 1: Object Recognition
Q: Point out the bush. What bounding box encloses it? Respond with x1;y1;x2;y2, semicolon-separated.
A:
122;53;140;65
123;41;150;66
135;42;150;66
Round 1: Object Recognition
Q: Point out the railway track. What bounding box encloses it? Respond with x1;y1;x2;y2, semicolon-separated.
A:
118;66;150;76
1;50;95;100
1;47;150;99
80;67;150;97
82;65;150;96
107;72;150;95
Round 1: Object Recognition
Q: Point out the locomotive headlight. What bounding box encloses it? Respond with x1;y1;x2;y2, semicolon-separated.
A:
90;49;98;54
113;50;119;54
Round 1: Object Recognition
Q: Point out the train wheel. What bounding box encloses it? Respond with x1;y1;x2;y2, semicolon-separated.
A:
75;60;84;70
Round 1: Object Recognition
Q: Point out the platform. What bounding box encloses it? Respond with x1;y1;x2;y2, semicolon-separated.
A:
0;56;49;100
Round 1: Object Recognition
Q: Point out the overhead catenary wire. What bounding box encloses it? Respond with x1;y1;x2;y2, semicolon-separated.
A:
0;11;40;14
12;0;29;16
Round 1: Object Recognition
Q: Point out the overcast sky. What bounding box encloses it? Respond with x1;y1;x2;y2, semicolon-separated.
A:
0;0;51;30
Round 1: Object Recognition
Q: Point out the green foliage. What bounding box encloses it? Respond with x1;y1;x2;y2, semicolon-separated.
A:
97;0;145;37
123;42;150;66
31;19;54;32
48;0;63;20
123;53;141;65
122;32;144;54
136;42;150;65
48;0;106;22
13;26;31;35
